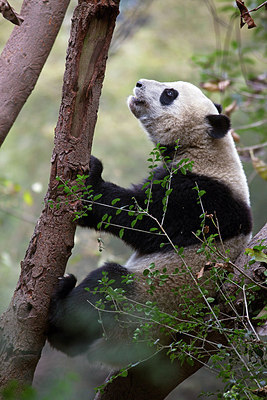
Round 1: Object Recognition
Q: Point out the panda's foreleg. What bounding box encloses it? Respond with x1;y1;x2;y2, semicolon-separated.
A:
77;156;170;253
47;263;135;357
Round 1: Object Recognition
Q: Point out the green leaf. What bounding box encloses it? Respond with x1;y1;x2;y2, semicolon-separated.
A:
131;220;137;228
143;269;150;276
111;198;120;205
198;190;206;197
119;229;124;239
207;297;215;303
178;247;184;255
120;369;128;377
245;248;267;263
142;182;150;189
23;190;33;206
165;189;173;196
186;358;194;366
93;194;103;201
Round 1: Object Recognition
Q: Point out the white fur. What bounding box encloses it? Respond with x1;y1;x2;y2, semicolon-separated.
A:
126;234;251;304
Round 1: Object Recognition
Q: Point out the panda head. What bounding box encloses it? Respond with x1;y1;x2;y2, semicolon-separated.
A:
128;79;230;148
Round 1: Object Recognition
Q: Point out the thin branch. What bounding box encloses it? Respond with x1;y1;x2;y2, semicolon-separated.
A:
242;285;261;341
245;1;267;14
192;231;267;291
0;206;36;224
235;121;267;131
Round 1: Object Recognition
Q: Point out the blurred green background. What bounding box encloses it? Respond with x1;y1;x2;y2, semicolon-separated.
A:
0;0;266;398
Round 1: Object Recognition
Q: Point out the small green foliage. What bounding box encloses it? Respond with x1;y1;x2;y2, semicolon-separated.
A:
50;145;264;400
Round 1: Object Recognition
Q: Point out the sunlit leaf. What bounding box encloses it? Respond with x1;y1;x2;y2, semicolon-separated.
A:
245;248;267;263
23;191;33;206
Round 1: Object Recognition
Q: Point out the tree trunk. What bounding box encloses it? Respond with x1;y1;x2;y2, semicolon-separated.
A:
0;0;120;392
0;0;71;147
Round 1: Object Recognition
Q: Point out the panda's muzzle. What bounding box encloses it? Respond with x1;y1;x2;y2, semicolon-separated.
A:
127;82;149;118
127;95;147;118
132;97;145;105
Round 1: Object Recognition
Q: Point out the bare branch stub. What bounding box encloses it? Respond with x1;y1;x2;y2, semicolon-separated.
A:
235;0;257;29
0;1;24;25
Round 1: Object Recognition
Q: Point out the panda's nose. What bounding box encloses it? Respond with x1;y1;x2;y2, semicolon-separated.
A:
136;81;142;88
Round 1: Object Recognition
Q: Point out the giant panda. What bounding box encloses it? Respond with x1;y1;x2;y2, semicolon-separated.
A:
47;79;252;369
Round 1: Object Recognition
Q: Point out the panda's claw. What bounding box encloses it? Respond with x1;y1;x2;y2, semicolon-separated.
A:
55;273;77;299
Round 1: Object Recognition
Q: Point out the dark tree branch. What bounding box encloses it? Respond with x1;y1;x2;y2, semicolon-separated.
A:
0;0;120;391
0;0;71;147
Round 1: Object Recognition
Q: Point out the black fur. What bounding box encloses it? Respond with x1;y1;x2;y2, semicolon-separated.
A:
78;156;252;255
47;263;134;355
214;103;222;114
55;274;77;299
159;144;177;159
206;114;231;139
160;88;179;106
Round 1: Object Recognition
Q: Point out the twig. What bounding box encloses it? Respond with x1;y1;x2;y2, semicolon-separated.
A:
245;1;267;14
242;285;261;341
235;121;267;131
191;231;267;291
0;206;36;224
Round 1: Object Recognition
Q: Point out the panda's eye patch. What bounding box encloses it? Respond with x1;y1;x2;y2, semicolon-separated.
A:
160;88;179;106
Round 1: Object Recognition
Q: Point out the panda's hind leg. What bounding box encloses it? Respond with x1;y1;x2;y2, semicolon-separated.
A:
47;263;134;357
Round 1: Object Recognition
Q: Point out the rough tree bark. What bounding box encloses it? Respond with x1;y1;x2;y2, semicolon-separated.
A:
0;0;120;392
0;0;71;147
94;224;267;400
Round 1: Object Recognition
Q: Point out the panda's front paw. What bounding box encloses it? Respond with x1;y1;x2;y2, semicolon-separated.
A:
88;155;104;186
54;274;77;299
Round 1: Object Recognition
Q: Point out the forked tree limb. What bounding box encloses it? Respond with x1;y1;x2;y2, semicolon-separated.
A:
0;0;71;147
0;0;120;391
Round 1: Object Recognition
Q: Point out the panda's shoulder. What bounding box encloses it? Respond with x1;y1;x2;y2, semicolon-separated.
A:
152;164;240;203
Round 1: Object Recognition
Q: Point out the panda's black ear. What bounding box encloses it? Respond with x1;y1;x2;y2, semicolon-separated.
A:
214;103;222;114
206;114;231;139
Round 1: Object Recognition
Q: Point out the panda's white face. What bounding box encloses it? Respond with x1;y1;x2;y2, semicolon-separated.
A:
128;79;221;147
128;79;250;205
